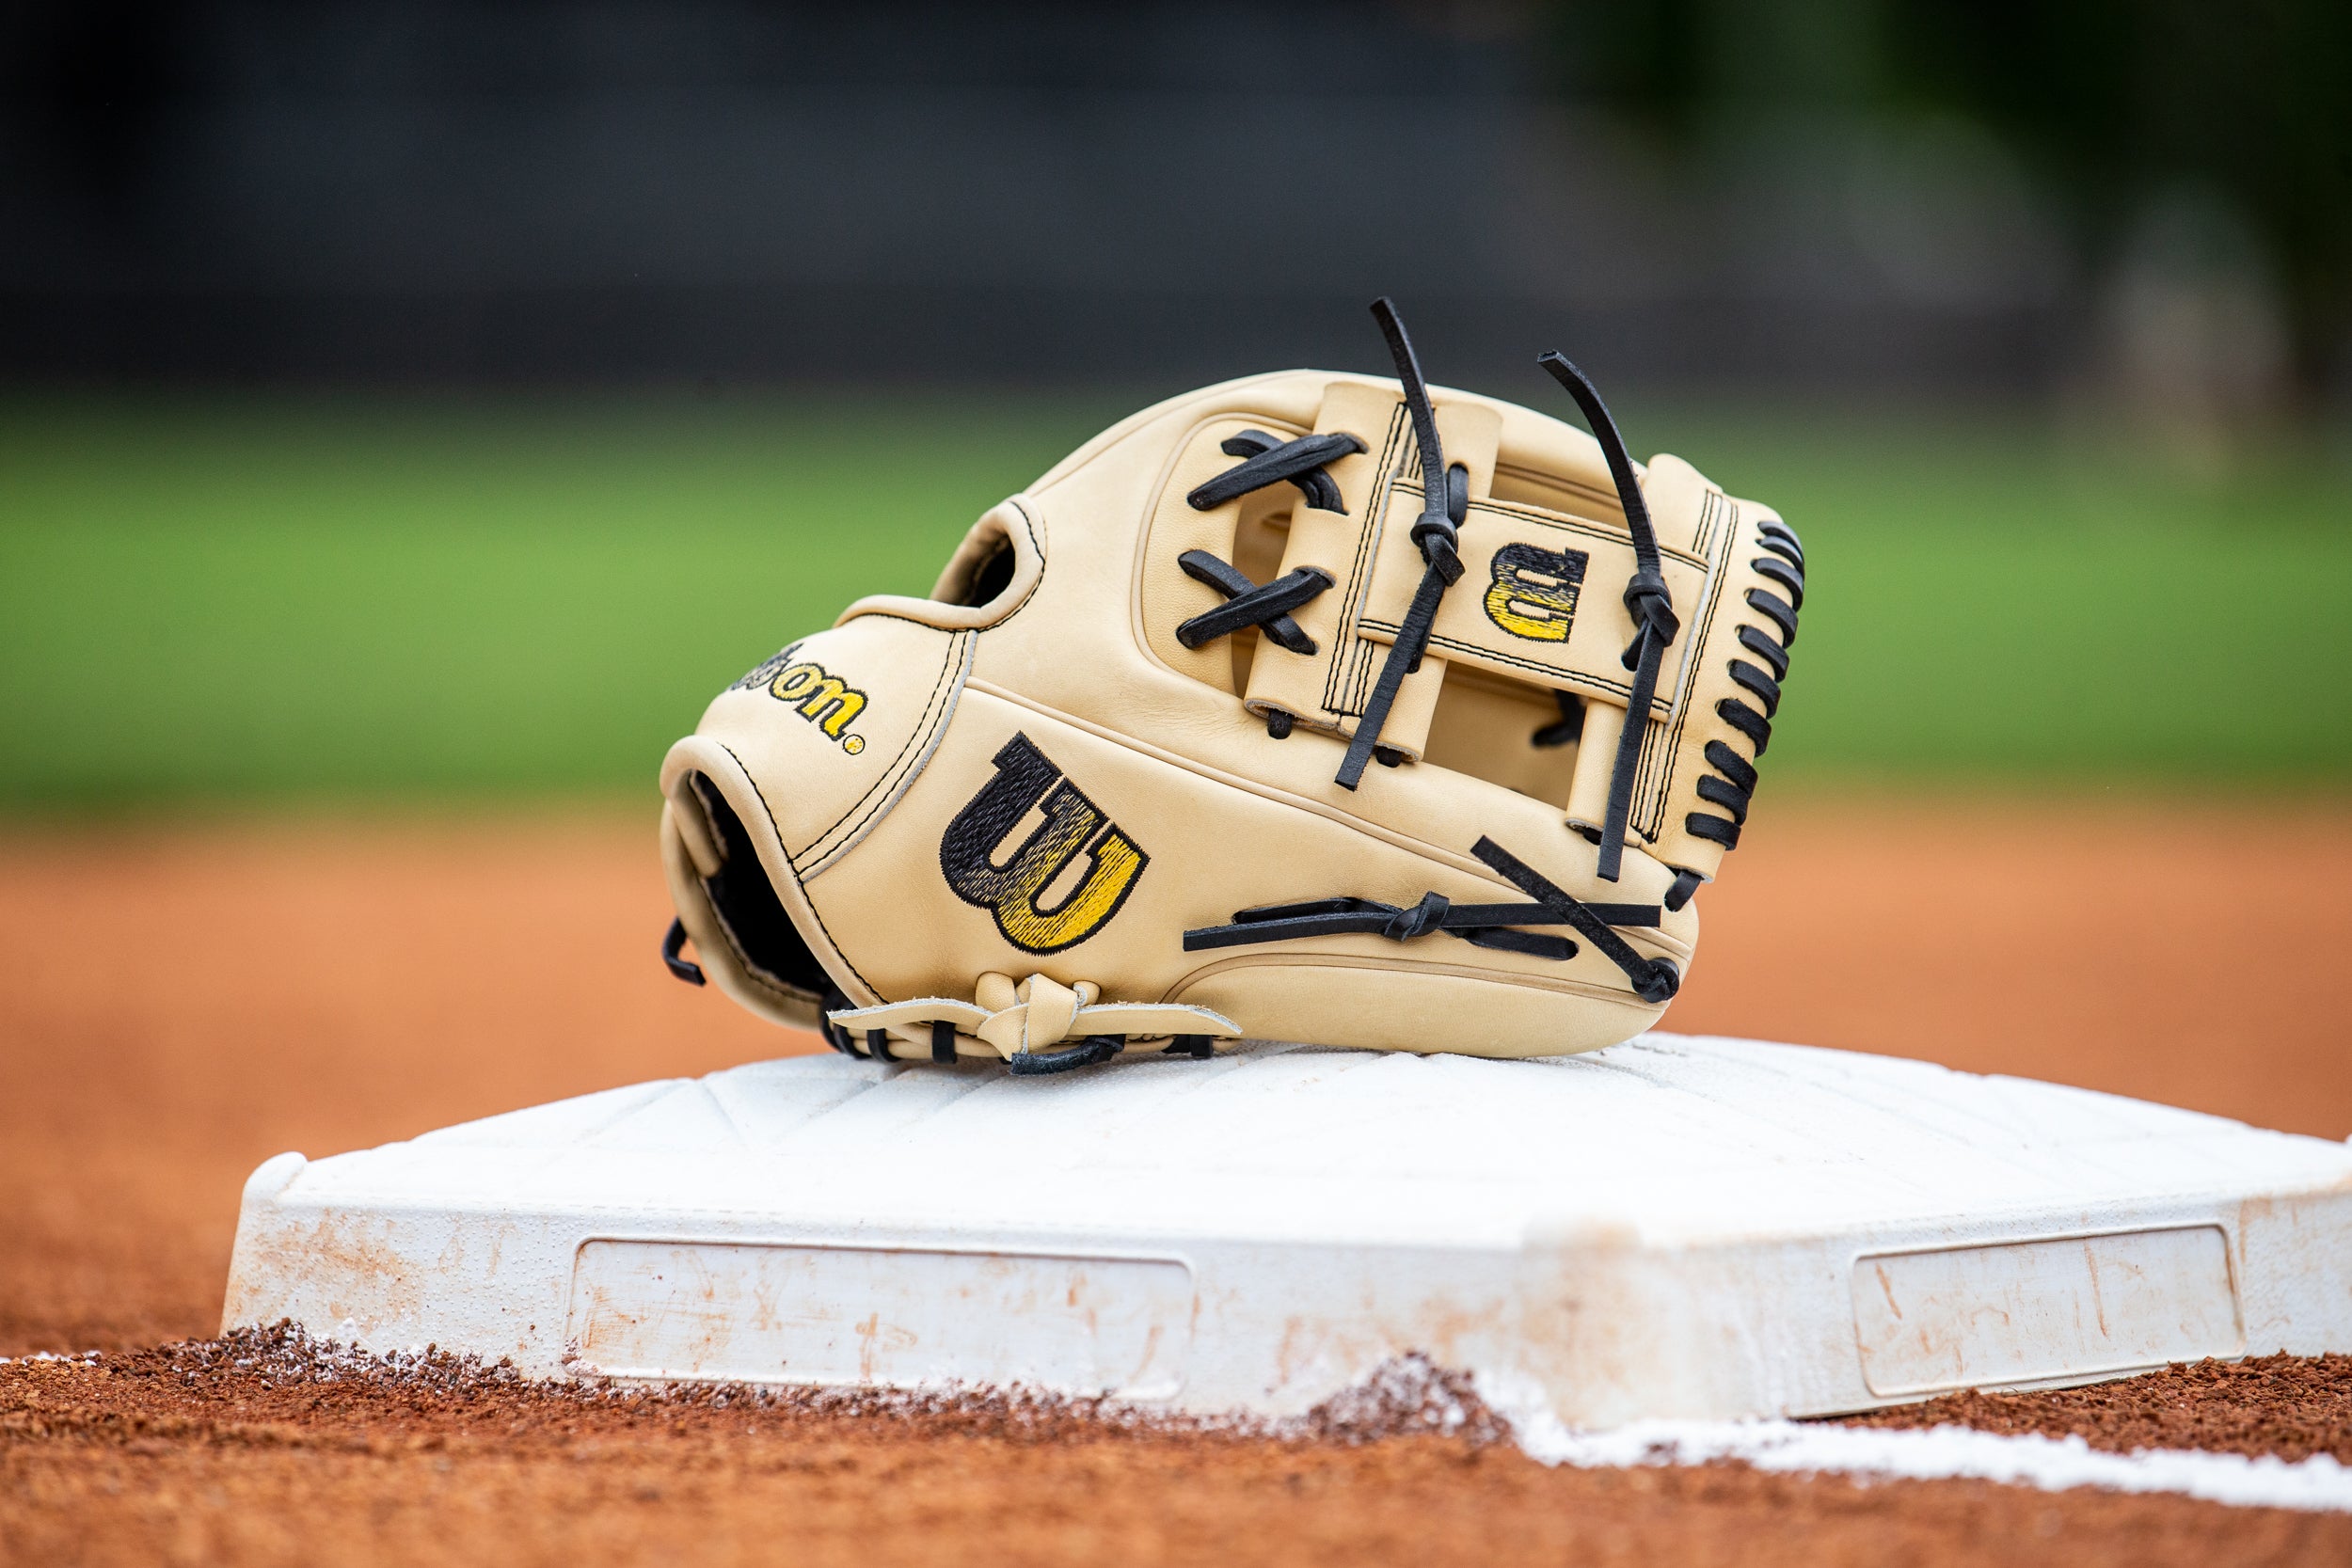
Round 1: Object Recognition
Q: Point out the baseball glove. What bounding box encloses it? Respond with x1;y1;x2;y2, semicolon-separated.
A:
658;299;1803;1073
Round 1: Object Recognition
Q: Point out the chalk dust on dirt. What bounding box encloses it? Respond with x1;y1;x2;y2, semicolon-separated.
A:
4;800;2352;1565
2;1322;1501;1449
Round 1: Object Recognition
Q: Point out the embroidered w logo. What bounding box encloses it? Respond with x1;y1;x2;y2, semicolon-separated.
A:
938;733;1149;955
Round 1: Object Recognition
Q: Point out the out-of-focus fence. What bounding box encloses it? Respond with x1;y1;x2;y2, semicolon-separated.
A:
6;0;2330;404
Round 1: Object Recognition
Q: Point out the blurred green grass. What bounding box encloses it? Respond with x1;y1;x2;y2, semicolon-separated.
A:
2;391;2347;808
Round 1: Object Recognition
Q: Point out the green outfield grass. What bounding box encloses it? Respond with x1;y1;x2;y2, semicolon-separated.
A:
2;392;2347;807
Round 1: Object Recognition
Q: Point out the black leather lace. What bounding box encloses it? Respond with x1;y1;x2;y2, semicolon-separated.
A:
1182;424;1365;737
1686;518;1804;849
1536;352;1677;882
1335;296;1466;791
1185;890;1661;965
660;917;705;985
1532;689;1585;749
1470;836;1680;1002
1186;428;1365;513
1182;843;1676;1001
1168;302;1695;1006
1175;550;1333;655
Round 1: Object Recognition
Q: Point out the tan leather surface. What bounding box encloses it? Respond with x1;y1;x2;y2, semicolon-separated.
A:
1360;493;1710;701
686;613;973;880
659;366;1795;1061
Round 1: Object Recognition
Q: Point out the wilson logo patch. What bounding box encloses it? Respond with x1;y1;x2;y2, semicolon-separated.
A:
939;733;1148;954
746;651;869;754
1482;543;1589;643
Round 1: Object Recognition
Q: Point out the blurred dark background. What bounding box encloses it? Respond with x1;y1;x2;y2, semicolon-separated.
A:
5;0;2345;402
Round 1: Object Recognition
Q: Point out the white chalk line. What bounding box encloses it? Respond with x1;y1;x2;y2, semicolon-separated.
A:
1497;1396;2352;1514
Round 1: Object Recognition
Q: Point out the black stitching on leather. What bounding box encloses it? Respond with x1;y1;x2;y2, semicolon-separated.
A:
715;740;886;1006
796;626;969;865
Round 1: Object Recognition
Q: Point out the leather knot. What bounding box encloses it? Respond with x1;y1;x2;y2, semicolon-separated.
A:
1630;958;1681;1005
1381;891;1451;942
1623;569;1678;641
1620;569;1678;668
1409;514;1465;585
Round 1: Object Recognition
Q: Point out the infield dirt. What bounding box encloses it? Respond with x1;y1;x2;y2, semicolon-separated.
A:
4;796;2350;1565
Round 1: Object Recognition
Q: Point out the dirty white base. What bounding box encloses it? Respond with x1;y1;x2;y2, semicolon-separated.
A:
222;1035;2352;1429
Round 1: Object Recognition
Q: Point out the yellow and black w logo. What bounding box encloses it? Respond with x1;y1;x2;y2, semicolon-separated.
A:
938;734;1148;955
1483;543;1588;643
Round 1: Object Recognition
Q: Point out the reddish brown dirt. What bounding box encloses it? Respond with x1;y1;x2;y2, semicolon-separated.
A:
3;799;2350;1564
1677;794;2352;1139
6;1330;2350;1568
1849;1354;2352;1463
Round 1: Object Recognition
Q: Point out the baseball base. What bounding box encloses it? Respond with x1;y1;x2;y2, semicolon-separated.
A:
221;1036;2352;1428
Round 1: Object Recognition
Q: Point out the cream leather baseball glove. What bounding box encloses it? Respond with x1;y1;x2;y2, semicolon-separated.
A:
659;300;1803;1073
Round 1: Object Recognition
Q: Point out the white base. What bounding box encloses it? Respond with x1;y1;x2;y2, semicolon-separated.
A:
222;1036;2352;1427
